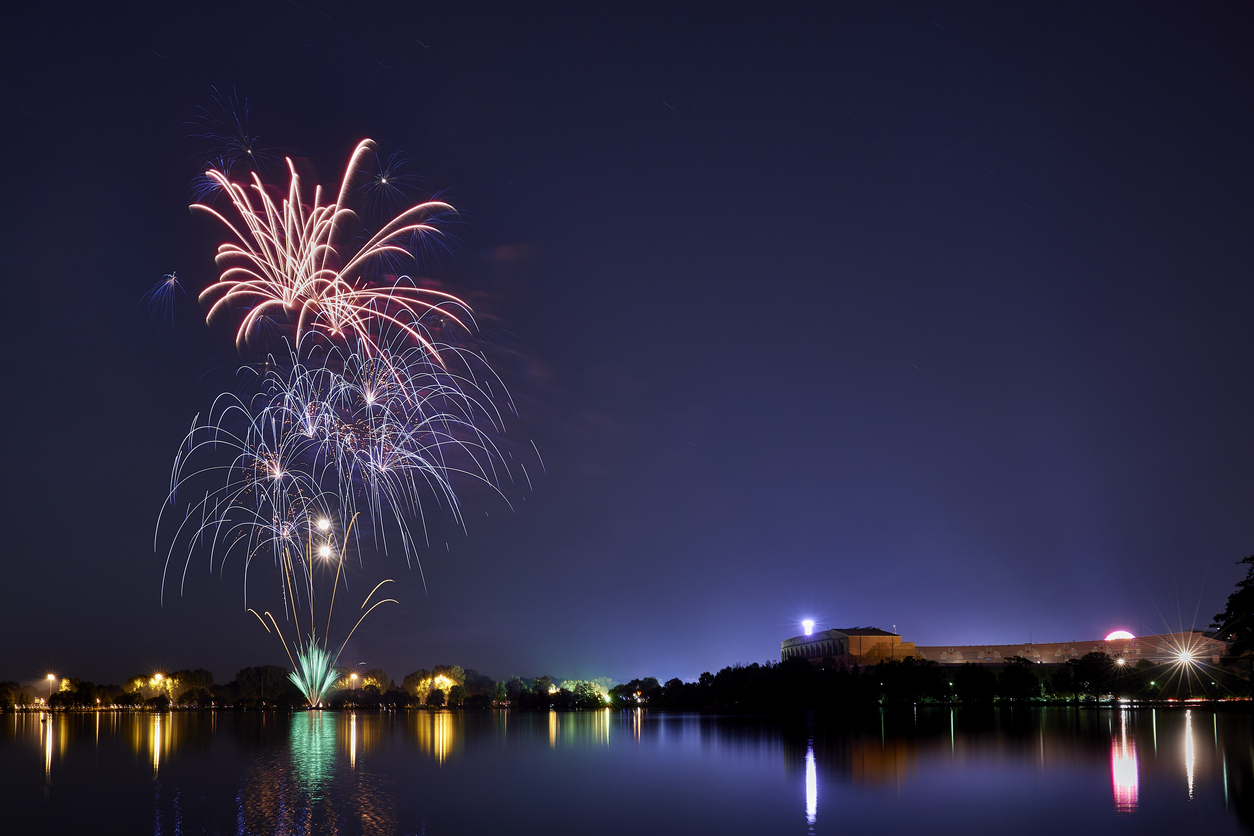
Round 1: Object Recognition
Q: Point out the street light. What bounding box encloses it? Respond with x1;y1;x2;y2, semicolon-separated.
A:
47;674;56;702
802;620;815;636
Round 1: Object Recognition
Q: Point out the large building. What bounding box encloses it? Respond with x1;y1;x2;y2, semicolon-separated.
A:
782;627;1229;667
781;627;916;666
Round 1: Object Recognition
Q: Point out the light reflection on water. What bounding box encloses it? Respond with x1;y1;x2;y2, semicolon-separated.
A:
291;712;336;795
152;714;162;779
1186;709;1196;800
2;707;1251;835
1111;710;1138;812
804;740;817;827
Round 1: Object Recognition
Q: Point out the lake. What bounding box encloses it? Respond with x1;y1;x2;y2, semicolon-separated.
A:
2;706;1250;834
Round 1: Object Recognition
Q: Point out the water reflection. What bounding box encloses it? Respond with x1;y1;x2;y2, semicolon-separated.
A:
1110;711;1138;813
804;740;817;828
235;713;398;835
124;711;174;780
151;713;162;778
42;714;51;783
291;711;336;796
1186;709;1195;800
4;708;1253;835
434;711;452;763
407;710;457;763
349;712;357;769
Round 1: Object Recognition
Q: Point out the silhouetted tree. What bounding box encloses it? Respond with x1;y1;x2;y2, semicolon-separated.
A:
954;663;997;704
236;665;290;701
1214;554;1254;661
464;669;496;697
1072;652;1114;696
1048;662;1077;699
505;676;528;705
998;657;1041;701
875;658;947;704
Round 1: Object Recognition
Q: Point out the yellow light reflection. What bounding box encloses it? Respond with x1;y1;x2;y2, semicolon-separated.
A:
349;712;357;770
433;711;452;764
549;710;557;748
595;707;610;747
805;742;818;826
152;714;162;779
1184;710;1195;800
43;715;52;783
1110;713;1138;813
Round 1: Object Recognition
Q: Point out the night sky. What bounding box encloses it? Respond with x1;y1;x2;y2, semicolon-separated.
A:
3;1;1252;687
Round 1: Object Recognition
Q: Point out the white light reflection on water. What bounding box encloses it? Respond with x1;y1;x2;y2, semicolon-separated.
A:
804;741;817;827
1185;709;1195;799
1110;711;1138;813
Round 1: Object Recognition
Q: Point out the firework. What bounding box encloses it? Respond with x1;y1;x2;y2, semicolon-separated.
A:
193;139;463;360
141;272;188;332
159;134;522;705
159;333;511;601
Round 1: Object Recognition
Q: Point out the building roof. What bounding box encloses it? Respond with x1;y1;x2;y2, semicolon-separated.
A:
833;627;899;637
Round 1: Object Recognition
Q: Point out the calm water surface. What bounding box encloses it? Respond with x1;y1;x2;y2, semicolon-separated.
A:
2;707;1251;834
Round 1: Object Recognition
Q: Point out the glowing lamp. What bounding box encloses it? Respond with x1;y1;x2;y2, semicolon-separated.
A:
1116;658;1126;666
1178;651;1194;663
318;545;331;558
802;619;815;636
47;674;55;681
1105;630;1135;641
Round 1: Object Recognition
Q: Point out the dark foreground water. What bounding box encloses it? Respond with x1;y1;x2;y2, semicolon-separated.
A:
2;706;1251;834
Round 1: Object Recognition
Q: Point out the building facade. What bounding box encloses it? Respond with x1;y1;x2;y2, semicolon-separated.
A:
781;627;916;667
910;631;1229;666
782;628;1228;667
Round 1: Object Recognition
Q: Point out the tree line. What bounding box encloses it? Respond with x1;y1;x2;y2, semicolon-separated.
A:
607;650;1247;711
5;649;1243;713
0;665;618;711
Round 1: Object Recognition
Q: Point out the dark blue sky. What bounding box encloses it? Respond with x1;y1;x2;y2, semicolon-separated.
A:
2;1;1252;686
